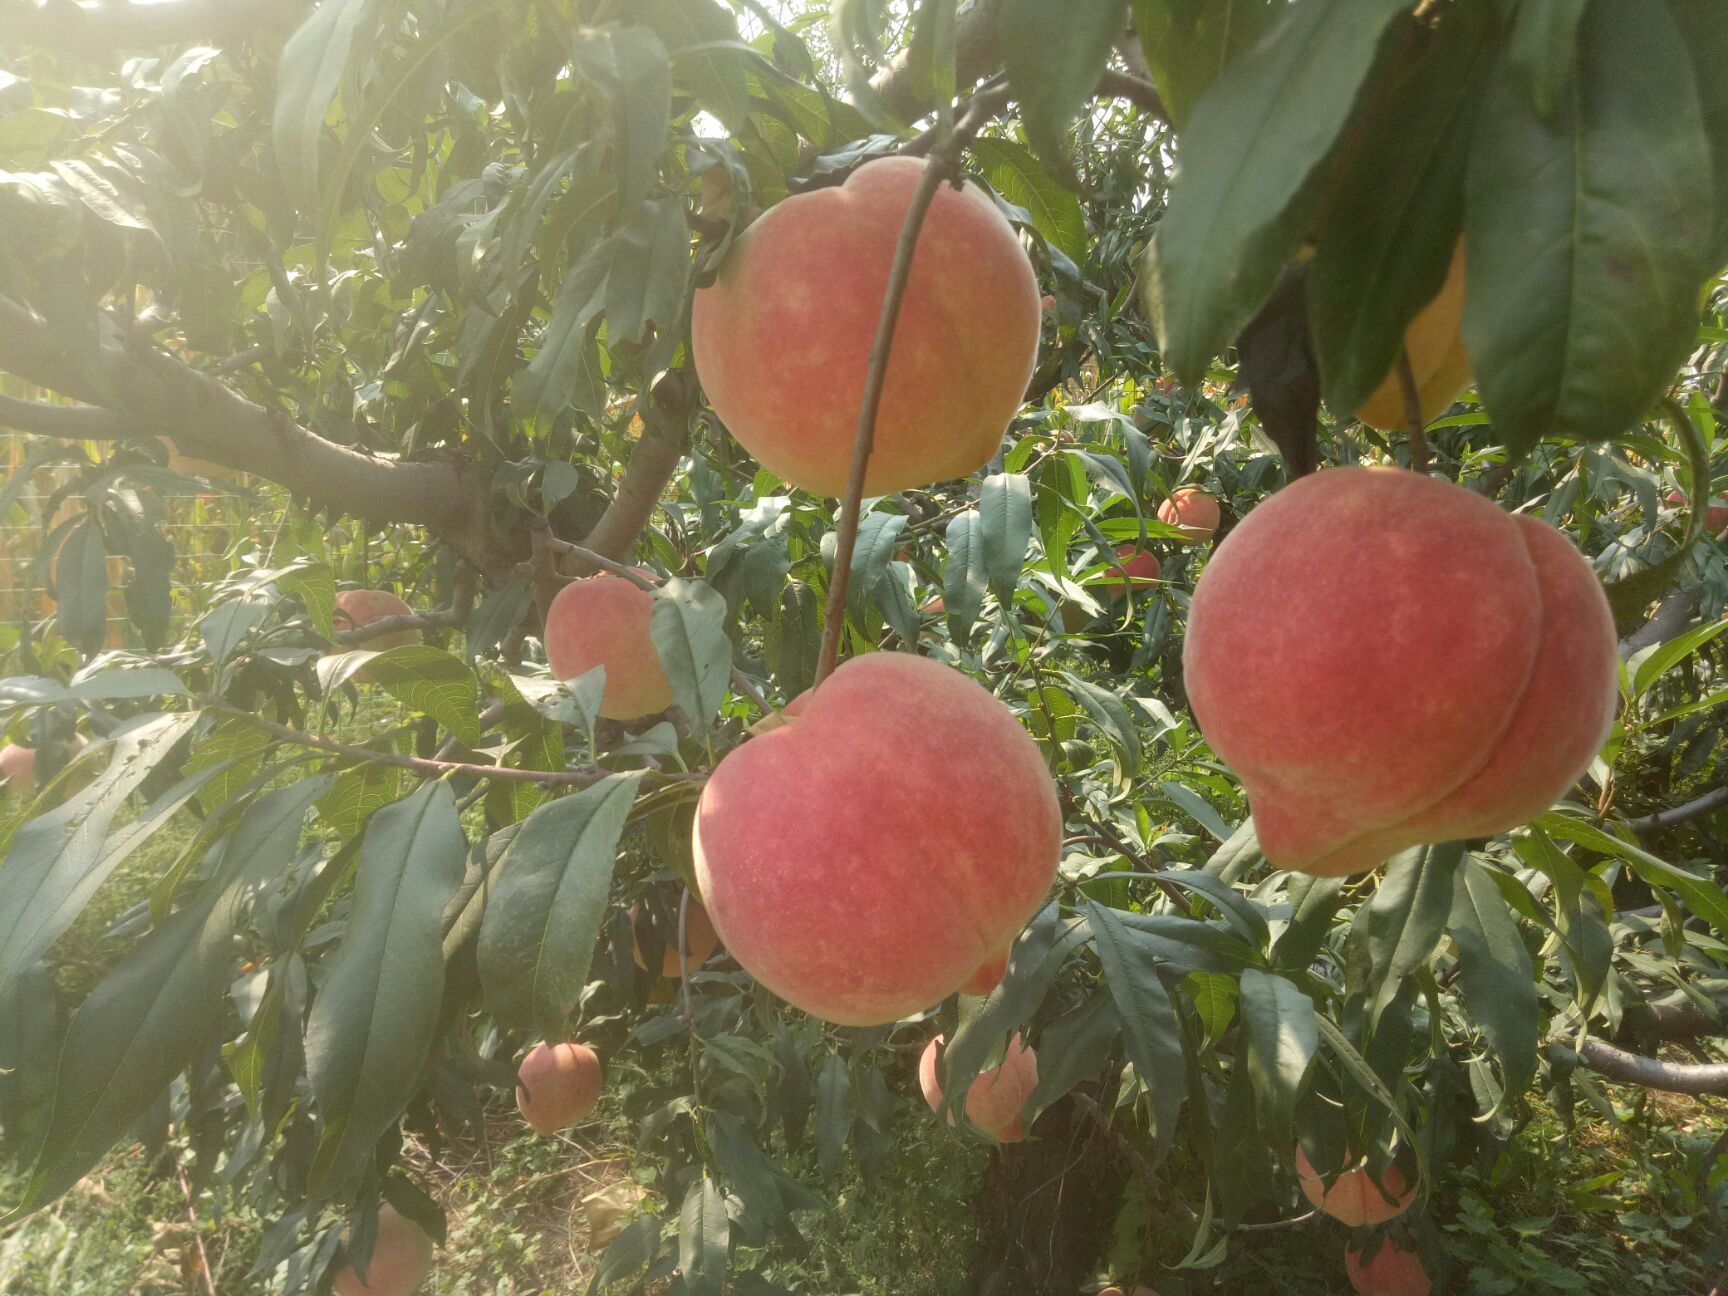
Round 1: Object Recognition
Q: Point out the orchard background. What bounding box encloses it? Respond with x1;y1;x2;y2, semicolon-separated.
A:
0;0;1726;1293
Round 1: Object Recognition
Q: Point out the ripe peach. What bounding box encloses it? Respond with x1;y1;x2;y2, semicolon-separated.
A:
918;1033;1038;1142
1156;488;1220;543
691;156;1041;496
959;951;1008;996
1296;1147;1415;1226
1104;544;1162;599
542;575;674;721
630;901;720;978
1185;467;1617;877
1356;241;1470;431
1665;489;1728;535
330;590;419;684
0;736;87;802
515;1041;602;1135
691;653;1060;1025
1345;1237;1431;1296
332;1205;434;1296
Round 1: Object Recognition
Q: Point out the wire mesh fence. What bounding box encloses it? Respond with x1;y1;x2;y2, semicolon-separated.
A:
0;433;288;650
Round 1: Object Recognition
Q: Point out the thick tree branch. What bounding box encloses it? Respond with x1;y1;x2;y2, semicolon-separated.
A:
0;393;126;439
1617;986;1728;1045
0;295;516;578
571;370;695;568
1618;588;1696;659
869;0;1004;123
1627;784;1728;832
1;0;312;54
1556;1036;1728;1097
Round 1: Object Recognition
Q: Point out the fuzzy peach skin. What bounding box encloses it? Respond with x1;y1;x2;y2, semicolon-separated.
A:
332;590;420;648
332;1205;434;1296
1184;466;1618;877
1345;1237;1432;1296
515;1041;603;1135
1295;1147;1415;1226
958;950;1008;996
691;155;1041;497
691;653;1061;1026
0;736;86;801
630;900;721;978
1156;488;1220;543
1665;489;1728;535
1356;241;1471;431
543;575;674;721
1104;544;1162;599
919;1033;1039;1142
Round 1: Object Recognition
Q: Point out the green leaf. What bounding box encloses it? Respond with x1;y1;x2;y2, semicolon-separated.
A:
1667;0;1728;263
477;774;644;1038
1536;812;1728;937
815;1053;850;1181
272;0;370;206
840;511;909;613
941;509;987;644
0;715;200;1001
1446;855;1538;1106
651;578;733;737
678;1175;729;1296
1308;6;1490;417
1507;0;1586;121
1144;0;1410;383
53;517;108;656
1357;842;1462;1023
363;645;483;746
588;1215;661;1293
306;783;467;1198
1271;873;1345;973
67;667;190;702
1060;671;1141;778
640;0;752;132
1025;992;1120;1119
906;0;958;112
1130;0;1283;129
2;778;327;1222
967;137;1088;264
979;472;1033;604
601;197;694;344
1236;966;1317;1152
1156;779;1231;842
1464;0;1715;452
1628;616;1728;701
315;764;410;839
1086;901;1185;1159
572;24;673;210
1000;0;1130;184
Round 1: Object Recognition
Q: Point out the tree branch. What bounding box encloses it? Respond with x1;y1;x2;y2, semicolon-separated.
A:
571;371;695;567
869;0;1004;123
1618;588;1696;659
0;295;516;578
1626;784;1728;833
1557;1036;1728;1097
0;393;127;439
211;704;703;789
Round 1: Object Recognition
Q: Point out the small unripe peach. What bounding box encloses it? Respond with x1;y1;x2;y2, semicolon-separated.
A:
630;901;720;978
1345;1237;1431;1296
693;653;1060;1025
692;156;1041;496
1185;467;1617;877
1104;544;1161;599
543;575;674;721
332;1205;434;1296
919;1033;1039;1142
515;1041;603;1135
0;736;87;802
1296;1147;1415;1226
1156;487;1220;543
